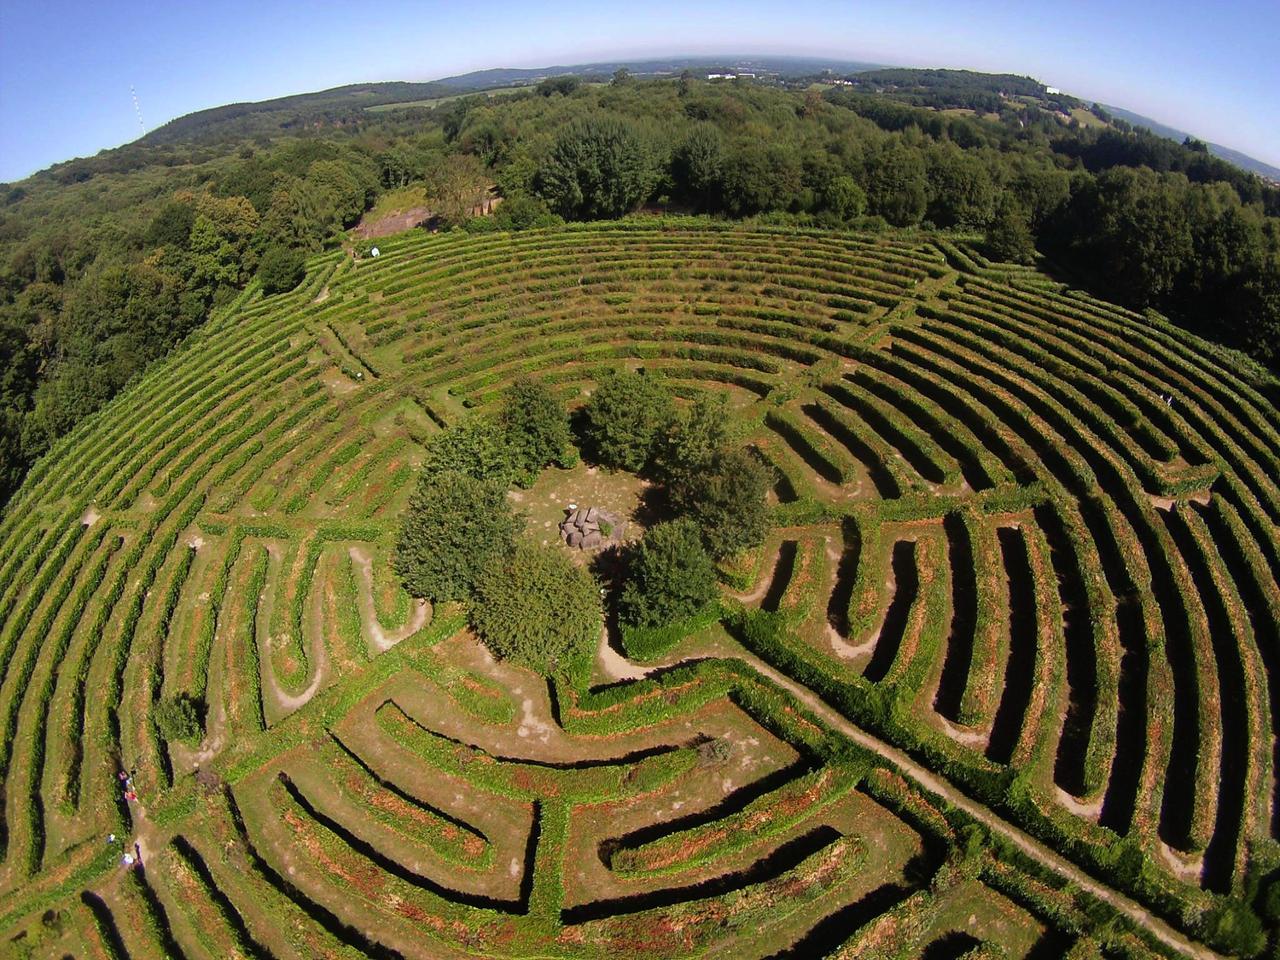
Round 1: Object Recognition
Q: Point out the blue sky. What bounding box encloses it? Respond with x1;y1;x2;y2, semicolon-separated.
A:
1;0;1277;182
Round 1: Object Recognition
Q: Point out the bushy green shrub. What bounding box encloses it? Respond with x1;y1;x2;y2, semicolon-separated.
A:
471;542;600;676
256;245;306;295
620;603;723;662
393;469;522;603
153;693;203;744
673;447;770;559
652;392;729;485
494;194;563;231
581;369;675;472
499;377;576;484
419;417;518;485
621;519;717;629
1195;899;1266;957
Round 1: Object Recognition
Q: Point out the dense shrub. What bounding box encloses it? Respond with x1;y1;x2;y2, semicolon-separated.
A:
393;469;522;603
581;369;675;472
672;447;771;559
471;542;600;676
153;693;203;744
620;519;718;629
652;392;729;486
418;417;519;485
256;244;306;295
1195;899;1266;957
499;377;576;484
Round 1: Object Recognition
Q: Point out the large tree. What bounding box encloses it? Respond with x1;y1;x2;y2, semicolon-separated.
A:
581;369;675;472
672;448;770;559
426;154;489;227
499;377;575;484
620;519;717;629
652;392;729;486
257;245;306;295
863;140;928;227
536;116;657;220
472;542;600;676
394;470;522;603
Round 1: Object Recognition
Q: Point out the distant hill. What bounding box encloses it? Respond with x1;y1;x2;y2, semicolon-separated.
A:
138;56;885;146
434;55;885;89
45;57;1280;189
141;80;455;145
1102;104;1280;181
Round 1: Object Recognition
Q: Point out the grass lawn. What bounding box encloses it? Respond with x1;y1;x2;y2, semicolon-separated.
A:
362;184;428;222
364;84;528;113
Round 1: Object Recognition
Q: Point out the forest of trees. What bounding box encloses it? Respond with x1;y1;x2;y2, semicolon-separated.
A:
1;71;1278;504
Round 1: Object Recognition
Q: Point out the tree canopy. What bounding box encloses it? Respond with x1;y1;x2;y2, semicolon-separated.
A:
581;369;675;472
499;377;576;484
394;469;523;603
620;519;717;629
535;115;657;219
471;542;600;676
672;448;771;559
257;244;306;295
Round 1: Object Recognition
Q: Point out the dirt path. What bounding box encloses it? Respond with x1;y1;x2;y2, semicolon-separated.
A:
259;545;329;717
596;626;649;681
590;640;1225;960
347;545;430;652
727;543;782;605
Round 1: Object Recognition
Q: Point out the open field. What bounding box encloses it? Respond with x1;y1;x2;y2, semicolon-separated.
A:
363;85;535;113
1;221;1277;957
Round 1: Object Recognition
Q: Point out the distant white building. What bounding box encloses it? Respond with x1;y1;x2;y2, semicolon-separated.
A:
1045;86;1061;95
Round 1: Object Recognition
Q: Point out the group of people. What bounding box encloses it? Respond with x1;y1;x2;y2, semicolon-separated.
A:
107;832;143;869
118;768;138;803
114;768;142;868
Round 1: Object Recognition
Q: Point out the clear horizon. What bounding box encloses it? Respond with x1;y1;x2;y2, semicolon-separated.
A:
2;0;1278;183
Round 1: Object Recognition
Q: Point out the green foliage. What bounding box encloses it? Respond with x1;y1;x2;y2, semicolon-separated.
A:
620;519;718;629
581;369;675;472
471;542;600;676
863;140;928;226
256;245;305;295
824;175;867;221
487;194;563;231
499;377;575;484
536;115;658;219
671;126;725;212
672;447;771;559
393;469;522;603
652;392;729;485
419;416;518;485
924;142;996;228
719;140;802;217
152;693;203;744
618;603;724;663
425;153;488;227
1195;899;1266;957
985;197;1037;264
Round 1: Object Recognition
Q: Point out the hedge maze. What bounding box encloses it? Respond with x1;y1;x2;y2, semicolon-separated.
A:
2;222;1278;958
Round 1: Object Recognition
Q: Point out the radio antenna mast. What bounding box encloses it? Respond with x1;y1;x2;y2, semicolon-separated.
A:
130;86;146;135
